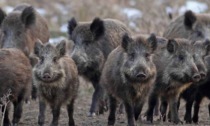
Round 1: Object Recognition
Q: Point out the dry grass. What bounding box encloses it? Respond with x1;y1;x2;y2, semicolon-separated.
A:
0;89;12;126
1;0;210;36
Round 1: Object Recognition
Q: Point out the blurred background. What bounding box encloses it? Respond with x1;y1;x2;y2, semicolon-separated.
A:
1;0;210;42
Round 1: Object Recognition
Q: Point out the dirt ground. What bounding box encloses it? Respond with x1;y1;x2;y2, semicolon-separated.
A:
2;78;208;126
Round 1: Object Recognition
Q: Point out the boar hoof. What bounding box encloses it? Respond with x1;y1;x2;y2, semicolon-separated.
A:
12;123;18;126
3;122;11;126
184;115;192;124
87;112;96;117
172;119;183;124
192;116;198;123
146;115;153;123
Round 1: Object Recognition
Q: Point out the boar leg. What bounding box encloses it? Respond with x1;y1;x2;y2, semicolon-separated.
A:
124;102;135;126
154;99;159;116
38;100;46;126
192;93;203;123
31;84;37;100
108;95;117;126
134;101;144;121
146;91;158;123
169;94;182;124
118;103;124;114
98;94;108;114
67;99;75;126
208;103;210;119
2;105;11;126
184;99;194;123
89;81;103;116
160;97;168;122
50;104;61;126
12;100;24;125
177;97;181;110
168;97;181;122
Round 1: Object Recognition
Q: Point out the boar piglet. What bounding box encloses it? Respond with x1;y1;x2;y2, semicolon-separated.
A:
33;40;79;126
101;33;157;126
0;48;31;126
68;17;131;116
146;38;201;124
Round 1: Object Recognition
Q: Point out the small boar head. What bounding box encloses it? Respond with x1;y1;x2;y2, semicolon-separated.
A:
33;40;66;83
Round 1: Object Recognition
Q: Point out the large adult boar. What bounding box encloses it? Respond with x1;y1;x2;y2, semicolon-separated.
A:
163;10;210;41
163;10;210;123
0;3;49;56
68;17;131;116
176;40;210;123
0;48;31;126
101;33;157;126
33;40;79;126
146;38;201;124
159;39;210;123
0;3;50;101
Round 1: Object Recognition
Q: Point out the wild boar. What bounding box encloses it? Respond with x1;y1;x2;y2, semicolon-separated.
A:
0;48;31;126
146;38;201;124
0;3;49;56
101;33;157;126
68;17;131;116
33;40;79;126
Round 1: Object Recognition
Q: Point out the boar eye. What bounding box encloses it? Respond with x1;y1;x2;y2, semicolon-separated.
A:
40;56;44;63
195;30;203;37
53;57;57;62
16;31;21;36
145;53;151;58
178;55;184;61
129;52;135;61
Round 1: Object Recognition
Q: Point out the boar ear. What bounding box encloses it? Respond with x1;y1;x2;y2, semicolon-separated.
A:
204;39;210;56
147;33;157;52
68;17;77;36
56;40;66;57
90;17;105;40
34;40;43;57
0;8;6;26
122;33;132;51
184;10;196;29
167;39;178;53
21;6;36;28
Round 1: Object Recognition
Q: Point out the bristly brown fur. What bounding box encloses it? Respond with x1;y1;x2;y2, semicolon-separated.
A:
0;48;32;125
101;34;157;126
0;3;49;56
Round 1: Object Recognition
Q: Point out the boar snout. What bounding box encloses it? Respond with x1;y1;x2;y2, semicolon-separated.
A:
200;72;206;80
136;72;147;80
192;73;201;82
42;73;52;80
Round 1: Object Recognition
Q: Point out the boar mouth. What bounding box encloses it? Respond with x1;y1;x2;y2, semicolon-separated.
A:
124;73;151;84
35;72;63;83
170;73;192;83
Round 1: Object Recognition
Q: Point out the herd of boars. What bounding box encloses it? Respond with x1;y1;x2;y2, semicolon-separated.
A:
1;3;210;126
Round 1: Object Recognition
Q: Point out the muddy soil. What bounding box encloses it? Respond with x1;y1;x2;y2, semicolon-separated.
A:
3;78;210;126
